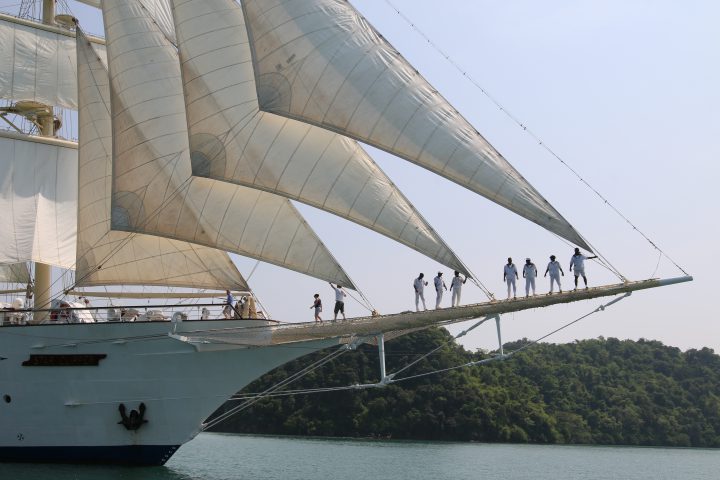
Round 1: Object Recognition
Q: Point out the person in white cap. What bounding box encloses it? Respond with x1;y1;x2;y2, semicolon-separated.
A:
570;248;598;290
522;258;537;297
503;258;518;299
450;271;467;307
433;272;447;309
544;255;564;293
413;273;428;311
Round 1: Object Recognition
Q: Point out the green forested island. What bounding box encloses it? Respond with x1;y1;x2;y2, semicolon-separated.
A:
210;329;720;447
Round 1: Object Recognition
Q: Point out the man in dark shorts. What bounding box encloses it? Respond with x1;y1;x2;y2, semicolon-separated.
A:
329;282;347;321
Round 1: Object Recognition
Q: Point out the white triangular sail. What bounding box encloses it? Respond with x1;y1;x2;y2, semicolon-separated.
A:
241;0;591;251
75;28;247;291
76;0;175;43
0;263;30;284
102;0;354;288
170;0;472;276
0;131;77;269
0;15;105;110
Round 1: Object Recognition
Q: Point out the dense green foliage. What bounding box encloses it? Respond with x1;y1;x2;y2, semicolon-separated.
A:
210;330;720;447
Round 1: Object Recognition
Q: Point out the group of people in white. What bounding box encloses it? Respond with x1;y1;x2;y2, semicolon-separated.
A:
307;248;597;320
414;247;597;310
413;270;468;311
503;248;597;299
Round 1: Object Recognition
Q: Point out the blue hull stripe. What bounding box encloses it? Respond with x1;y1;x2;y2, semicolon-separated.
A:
0;445;180;466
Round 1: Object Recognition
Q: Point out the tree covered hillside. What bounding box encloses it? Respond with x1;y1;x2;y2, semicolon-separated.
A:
210;329;720;447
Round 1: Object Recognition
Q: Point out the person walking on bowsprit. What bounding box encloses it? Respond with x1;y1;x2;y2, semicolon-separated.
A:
570;247;598;290
413;273;428;311
329;283;347;321
450;271;467;307
522;258;537;297
433;272;447;309
310;294;322;323
544;255;564;294
503;258;518;299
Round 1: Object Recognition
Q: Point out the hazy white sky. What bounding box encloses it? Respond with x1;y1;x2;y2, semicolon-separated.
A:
16;1;717;352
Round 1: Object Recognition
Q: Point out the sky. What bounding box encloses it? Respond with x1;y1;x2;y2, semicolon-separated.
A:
5;1;717;353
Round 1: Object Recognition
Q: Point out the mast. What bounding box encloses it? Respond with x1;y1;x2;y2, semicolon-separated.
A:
32;0;58;320
41;0;55;26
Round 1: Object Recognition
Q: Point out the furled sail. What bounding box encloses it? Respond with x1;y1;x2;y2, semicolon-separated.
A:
101;0;354;288
0;263;30;284
0;14;105;110
170;0;472;277
241;0;591;251
0;132;76;268
75;29;247;291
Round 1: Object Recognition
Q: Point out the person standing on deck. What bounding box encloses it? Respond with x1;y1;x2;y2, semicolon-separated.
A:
544;255;564;294
450;271;467;307
223;290;234;319
247;296;257;319
570;248;598;290
240;296;250;318
329;283;347;320
413;273;428;311
522;258;537;297
310;294;322;323
434;272;447;309
503;258;518;299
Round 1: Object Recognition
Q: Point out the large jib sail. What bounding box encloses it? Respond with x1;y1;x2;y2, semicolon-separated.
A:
170;0;474;278
101;0;355;288
75;28;247;291
240;0;591;251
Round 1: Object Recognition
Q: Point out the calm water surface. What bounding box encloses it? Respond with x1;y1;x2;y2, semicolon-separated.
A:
0;433;718;479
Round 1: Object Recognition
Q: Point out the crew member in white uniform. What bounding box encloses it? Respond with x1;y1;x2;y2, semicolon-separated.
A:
570;248;598;290
433;272;447;309
543;255;564;293
522;258;537;297
413;273;428;311
503;258;518;299
450;271;467;307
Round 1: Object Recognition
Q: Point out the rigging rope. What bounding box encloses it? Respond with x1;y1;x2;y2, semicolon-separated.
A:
391;293;631;383
228;293;631;401
388;315;494;379
381;0;689;278
201;345;349;431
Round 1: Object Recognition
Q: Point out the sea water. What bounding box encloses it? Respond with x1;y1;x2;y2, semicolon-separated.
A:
0;433;718;479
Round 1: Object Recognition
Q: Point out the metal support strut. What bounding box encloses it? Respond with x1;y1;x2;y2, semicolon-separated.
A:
376;333;394;385
495;315;504;355
377;333;386;380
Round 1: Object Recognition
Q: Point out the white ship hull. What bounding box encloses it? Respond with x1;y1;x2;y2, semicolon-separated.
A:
0;319;338;465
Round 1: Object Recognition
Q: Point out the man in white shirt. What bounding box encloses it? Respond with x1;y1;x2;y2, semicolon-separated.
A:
329;282;347;320
450;271;467;307
522;258;537;297
413;273;428;311
570;248;598;290
433;272;447;309
544;255;564;293
503;258;518;299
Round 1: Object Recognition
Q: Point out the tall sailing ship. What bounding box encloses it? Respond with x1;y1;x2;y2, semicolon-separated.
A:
0;0;690;465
